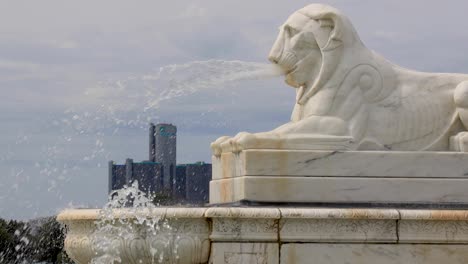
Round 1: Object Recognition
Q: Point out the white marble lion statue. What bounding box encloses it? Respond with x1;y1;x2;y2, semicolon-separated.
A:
211;3;468;155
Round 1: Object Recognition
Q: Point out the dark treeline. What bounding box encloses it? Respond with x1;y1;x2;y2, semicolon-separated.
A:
0;216;72;264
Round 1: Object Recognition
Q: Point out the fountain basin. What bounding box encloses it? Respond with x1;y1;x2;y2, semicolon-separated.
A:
57;208;210;264
59;207;468;264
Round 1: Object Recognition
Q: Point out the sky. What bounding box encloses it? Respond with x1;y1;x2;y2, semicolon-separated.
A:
1;0;468;220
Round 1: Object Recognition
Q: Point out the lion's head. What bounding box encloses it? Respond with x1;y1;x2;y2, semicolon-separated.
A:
269;4;363;104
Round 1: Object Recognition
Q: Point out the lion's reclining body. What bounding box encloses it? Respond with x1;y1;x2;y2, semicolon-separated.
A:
363;67;468;150
211;4;468;155
286;47;468;151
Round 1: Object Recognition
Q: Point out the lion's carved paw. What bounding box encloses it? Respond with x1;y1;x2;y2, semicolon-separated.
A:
210;136;231;157
450;132;468;152
212;132;270;156
218;132;255;154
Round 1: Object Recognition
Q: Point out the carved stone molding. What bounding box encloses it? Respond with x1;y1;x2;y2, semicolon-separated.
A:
59;208;468;263
206;208;280;242
281;218;396;242
205;207;281;219
210;242;279;264
399;210;468;243
58;208;210;264
280;208;399;219
279;208;398;242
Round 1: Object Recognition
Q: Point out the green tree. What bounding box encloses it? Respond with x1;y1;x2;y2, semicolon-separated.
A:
0;218;13;263
0;216;72;263
0;219;33;263
32;217;66;264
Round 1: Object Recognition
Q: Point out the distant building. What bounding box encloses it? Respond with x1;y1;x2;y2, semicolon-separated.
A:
108;123;211;204
108;162;126;193
108;159;163;194
154;123;177;192
175;165;187;199
177;162;211;204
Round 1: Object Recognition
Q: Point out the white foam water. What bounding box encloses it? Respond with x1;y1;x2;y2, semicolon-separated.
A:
90;181;171;264
83;60;284;263
3;60;284;262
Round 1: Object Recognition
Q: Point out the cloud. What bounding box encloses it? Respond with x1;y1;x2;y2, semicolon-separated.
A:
178;3;207;19
0;59;40;71
44;39;79;49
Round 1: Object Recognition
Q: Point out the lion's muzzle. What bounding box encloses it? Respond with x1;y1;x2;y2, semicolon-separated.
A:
269;28;298;71
269;38;299;75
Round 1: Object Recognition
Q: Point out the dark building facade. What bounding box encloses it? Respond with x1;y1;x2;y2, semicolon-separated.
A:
108;162;126;193
108;123;211;204
108;159;163;194
178;162;211;204
154;123;176;191
175;165;187;199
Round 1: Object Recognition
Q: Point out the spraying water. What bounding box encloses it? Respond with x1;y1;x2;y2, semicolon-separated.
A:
2;59;285;262
90;181;168;263
69;60;283;263
79;60;283;126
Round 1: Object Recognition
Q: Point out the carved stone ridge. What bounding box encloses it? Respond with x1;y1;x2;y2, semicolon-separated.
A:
205;207;281;219
399;210;468;221
280;208;399;219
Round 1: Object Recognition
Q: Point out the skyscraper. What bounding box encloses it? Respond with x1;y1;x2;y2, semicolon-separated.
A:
149;123;156;162
109;123;211;204
154;123;177;192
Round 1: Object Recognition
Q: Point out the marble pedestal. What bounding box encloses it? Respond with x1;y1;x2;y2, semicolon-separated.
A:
210;150;468;206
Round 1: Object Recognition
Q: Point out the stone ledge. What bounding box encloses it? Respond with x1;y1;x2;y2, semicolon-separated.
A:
58;208;468;263
205;207;281;219
58;208;211;264
210;176;468;204
210;150;468;205
281;244;468;264
57;207;208;222
212;150;468;180
211;242;279;264
202;208;468;244
280;208;399;219
399;209;468;220
279;208;399;243
399;210;468;243
206;208;280;242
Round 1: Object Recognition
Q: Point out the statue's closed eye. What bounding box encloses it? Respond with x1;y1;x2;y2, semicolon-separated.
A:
285;25;300;37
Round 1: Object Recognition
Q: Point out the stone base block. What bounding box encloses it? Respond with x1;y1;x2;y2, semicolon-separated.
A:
210;150;468;205
210;243;278;264
210;176;468;205
281;244;468;264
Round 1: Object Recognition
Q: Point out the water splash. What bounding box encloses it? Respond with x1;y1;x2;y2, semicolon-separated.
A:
0;60;282;220
71;60;283;131
85;60;282;112
23;60;282;205
90;181;172;264
1;60;285;263
78;61;284;263
0;60;283;216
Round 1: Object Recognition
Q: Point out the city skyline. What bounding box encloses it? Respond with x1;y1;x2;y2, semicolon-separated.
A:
109;123;211;204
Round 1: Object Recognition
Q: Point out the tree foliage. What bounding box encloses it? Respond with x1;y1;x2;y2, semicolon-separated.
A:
0;216;72;264
32;216;67;263
0;219;32;263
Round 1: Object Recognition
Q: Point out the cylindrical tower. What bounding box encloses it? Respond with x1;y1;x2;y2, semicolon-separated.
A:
149;123;156;162
155;123;177;191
